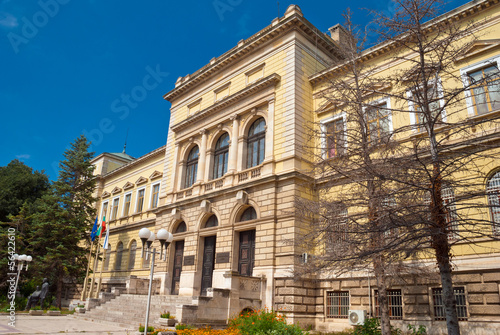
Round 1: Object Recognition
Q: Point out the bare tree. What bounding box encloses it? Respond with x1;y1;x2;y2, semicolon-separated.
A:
369;1;500;334
295;11;422;335
297;1;500;335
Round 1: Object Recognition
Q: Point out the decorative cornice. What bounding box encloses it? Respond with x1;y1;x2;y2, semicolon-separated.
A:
101;191;111;198
135;176;148;185
163;13;341;102
170;74;281;133
111;186;122;194
454;39;500;62
149;170;163;180
123;181;134;190
101;145;166;180
309;0;500;84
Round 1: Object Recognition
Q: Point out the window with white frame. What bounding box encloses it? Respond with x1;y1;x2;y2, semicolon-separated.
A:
461;56;500;116
326;291;350;318
136;188;145;213
365;98;392;144
101;201;109;221
110;197;119;220
150;183;160;209
407;80;445;132
442;186;458;240
487;170;500;235
321;114;346;159
123;193;131;217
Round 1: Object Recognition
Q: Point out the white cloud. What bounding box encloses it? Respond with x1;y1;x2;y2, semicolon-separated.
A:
0;11;18;28
16;154;31;160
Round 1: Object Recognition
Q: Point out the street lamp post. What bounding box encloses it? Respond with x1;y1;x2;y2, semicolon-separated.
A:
12;254;32;296
139;228;173;335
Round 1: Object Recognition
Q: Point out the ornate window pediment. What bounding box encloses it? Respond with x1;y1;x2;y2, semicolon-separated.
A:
149;170;163;180
101;191;111;198
111;186;122;194
123;181;134;190
455;40;500;63
135;176;148;185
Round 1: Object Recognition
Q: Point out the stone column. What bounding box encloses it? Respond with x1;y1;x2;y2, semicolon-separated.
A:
228;114;240;173
171;143;181;193
196;129;208;183
264;98;275;161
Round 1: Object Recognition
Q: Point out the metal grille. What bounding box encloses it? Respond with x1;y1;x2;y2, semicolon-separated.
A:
487;171;500;235
432;287;468;321
326;291;349;318
375;290;403;320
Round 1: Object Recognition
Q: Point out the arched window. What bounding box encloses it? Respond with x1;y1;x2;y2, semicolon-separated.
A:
128;240;137;270
104;244;112;271
204;215;218;228
213;133;229;179
175;221;187;233
115;242;123;270
487;171;500;234
185;146;199;188
239;207;257;222
247;118;266;168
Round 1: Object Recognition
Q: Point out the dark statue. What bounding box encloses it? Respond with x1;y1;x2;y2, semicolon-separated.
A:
25;278;49;310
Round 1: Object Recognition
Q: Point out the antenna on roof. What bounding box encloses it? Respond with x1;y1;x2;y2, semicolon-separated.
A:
277;1;280;17
123;128;129;154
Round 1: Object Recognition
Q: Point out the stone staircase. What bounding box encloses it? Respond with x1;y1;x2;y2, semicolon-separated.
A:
77;293;194;328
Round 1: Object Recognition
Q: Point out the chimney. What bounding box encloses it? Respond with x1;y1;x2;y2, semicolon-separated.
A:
328;24;353;47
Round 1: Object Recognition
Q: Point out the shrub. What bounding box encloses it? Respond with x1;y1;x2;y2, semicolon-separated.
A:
31;305;42;310
407;325;427;335
176;324;195;330
139;324;155;332
48;306;60;311
229;308;306;335
161;310;175;319
177;327;239;335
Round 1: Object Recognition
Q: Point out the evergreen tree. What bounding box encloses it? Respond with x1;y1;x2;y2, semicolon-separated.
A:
28;135;96;307
0;159;49;223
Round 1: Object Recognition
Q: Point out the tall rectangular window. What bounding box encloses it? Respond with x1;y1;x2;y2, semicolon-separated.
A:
442;186;458;239
136;189;145;213
408;82;444;132
375;289;403;320
325;118;345;158
110;198;119;220
101;202;108;221
468;65;500;115
151;184;160;208
326;291;350;318
432;287;467;321
123;193;131;216
366;102;391;144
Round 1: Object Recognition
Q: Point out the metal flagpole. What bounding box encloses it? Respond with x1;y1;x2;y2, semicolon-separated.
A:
88;234;102;299
80;239;95;301
96;240;106;298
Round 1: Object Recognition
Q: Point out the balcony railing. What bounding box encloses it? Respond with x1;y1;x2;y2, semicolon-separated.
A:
238;166;261;182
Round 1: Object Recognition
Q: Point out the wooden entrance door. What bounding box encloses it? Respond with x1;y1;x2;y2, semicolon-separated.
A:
238;230;255;276
171;240;184;295
200;236;216;296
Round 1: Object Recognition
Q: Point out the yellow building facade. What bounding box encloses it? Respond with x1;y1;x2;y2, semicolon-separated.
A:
83;1;500;333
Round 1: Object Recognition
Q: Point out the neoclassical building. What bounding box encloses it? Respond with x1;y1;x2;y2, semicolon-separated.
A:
83;1;500;333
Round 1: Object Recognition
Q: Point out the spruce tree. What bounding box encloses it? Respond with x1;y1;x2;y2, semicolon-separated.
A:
28;135;96;307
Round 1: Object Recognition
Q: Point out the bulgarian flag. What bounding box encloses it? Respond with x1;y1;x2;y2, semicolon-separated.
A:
96;216;106;238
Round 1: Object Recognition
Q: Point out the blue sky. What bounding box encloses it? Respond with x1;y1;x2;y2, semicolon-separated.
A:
0;0;469;179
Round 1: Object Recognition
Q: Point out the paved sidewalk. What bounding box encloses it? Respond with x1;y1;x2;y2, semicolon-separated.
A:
0;314;136;335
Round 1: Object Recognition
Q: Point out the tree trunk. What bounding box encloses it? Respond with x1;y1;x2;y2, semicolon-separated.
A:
373;255;391;335
56;275;63;309
429;151;460;335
